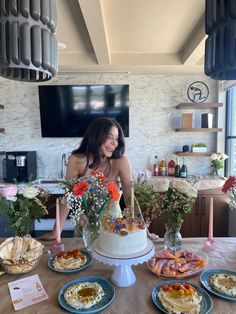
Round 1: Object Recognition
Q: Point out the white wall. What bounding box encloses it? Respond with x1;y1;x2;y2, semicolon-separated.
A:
0;73;218;179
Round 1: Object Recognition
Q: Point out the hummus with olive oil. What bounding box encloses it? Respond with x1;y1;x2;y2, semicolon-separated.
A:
210;273;236;297
53;250;87;270
158;283;202;314
64;282;104;309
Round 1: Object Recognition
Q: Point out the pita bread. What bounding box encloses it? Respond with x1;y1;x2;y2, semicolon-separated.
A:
11;237;24;261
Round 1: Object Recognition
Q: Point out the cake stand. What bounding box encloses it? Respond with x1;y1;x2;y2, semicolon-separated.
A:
92;239;155;287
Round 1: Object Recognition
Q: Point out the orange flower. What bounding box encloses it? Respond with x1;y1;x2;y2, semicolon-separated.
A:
107;182;120;201
73;181;89;196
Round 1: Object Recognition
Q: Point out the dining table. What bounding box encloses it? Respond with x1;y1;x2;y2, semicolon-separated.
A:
0;237;236;314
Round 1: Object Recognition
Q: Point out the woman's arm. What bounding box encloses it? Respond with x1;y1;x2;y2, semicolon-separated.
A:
39;154;85;240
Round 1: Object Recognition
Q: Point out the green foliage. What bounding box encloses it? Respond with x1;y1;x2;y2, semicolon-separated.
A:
211;159;224;170
191;142;206;147
134;182;195;227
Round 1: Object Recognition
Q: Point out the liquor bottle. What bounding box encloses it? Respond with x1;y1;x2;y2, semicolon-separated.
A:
168;159;176;176
159;159;167;176
180;157;188;178
153;155;159;176
174;157;181;177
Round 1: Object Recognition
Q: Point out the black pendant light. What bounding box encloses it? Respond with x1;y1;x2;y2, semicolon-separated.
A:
0;0;57;82
205;0;236;80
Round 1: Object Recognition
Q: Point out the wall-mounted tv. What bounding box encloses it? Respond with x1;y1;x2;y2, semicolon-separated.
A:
38;84;129;137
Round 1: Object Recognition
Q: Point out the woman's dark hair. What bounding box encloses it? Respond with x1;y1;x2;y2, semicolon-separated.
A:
72;117;125;174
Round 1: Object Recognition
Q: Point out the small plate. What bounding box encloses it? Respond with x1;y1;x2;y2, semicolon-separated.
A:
147;249;208;279
48;249;92;273
152;280;212;314
200;268;236;301
58;276;115;313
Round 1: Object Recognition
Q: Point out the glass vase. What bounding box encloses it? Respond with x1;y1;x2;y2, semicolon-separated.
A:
14;221;33;237
164;223;182;252
213;167;219;177
82;221;99;252
74;217;99;252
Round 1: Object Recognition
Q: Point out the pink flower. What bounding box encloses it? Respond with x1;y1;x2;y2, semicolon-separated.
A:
0;185;18;201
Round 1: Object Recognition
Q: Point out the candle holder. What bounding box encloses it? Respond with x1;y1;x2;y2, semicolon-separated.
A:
204;237;216;251
51;241;65;254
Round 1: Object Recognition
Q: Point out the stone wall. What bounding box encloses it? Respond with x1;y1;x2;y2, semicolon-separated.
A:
0;73;218;179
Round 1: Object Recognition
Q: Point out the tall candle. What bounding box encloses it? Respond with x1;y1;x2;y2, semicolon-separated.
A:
208;196;213;241
131;181;134;218
55;198;61;243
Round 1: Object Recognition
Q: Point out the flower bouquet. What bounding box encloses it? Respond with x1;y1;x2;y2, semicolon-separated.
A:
135;179;197;250
222;176;236;210
0;184;49;236
210;153;228;176
64;171;120;249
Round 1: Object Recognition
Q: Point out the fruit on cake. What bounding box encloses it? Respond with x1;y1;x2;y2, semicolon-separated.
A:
98;211;147;256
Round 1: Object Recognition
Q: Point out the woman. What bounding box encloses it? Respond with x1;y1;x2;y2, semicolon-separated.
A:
41;117;132;240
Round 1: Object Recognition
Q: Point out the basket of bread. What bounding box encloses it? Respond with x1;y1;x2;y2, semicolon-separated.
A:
0;236;44;274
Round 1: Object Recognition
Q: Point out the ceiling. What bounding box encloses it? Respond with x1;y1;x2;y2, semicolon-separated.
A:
57;0;206;75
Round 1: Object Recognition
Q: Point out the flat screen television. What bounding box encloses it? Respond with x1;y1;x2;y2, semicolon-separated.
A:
38;84;129;137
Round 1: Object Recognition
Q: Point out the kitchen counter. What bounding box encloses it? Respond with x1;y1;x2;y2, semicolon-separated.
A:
0;179;65;194
149;175;225;191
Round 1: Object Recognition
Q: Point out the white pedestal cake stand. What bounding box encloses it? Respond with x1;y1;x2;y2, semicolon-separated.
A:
92;239;154;287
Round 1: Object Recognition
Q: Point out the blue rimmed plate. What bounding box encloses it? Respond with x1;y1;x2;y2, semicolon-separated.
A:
58;276;115;314
48;249;92;273
152;280;212;314
200;268;236;301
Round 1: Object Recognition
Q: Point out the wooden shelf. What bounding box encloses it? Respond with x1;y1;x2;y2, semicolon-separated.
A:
175;151;213;156
175;128;222;132
176;103;223;109
0;105;4;109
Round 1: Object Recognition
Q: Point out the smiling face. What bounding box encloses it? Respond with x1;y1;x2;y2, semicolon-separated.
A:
100;126;119;158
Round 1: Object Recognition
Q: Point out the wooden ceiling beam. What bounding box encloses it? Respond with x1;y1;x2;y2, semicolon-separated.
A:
180;15;206;65
78;0;111;65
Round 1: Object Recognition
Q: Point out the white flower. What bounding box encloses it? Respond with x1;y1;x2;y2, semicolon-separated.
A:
22;186;40;199
220;153;228;161
171;180;197;198
153;178;169;192
6;196;17;202
211;153;218;160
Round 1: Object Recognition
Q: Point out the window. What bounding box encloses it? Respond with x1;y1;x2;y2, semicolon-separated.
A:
225;87;236;176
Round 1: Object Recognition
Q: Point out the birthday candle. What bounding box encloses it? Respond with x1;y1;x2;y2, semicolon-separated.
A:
208;196;213;241
55;198;61;243
131;181;134;218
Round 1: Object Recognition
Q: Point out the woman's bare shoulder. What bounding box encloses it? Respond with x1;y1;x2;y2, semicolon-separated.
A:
66;154;87;179
112;155;131;168
68;153;86;165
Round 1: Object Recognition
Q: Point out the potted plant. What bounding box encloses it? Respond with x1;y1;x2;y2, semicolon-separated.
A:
191;143;207;153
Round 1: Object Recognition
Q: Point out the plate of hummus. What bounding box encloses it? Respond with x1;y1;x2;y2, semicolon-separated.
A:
152;280;212;314
58;276;115;313
48;249;92;273
200;268;236;301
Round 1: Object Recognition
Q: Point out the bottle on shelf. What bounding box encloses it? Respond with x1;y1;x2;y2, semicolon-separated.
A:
168;159;176;176
152;155;159;176
180;156;188;178
174;157;181;177
159;159;167;176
